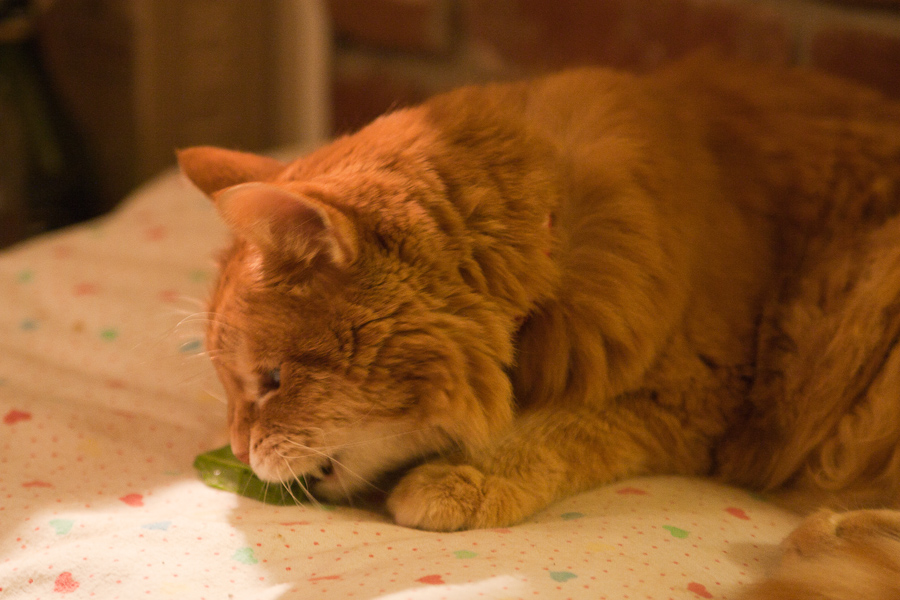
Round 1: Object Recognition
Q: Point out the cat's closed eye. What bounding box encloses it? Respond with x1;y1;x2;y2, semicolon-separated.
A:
259;368;281;393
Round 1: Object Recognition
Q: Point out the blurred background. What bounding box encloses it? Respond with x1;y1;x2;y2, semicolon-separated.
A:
1;0;899;248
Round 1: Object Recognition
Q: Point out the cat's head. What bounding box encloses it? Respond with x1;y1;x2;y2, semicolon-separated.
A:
178;145;514;500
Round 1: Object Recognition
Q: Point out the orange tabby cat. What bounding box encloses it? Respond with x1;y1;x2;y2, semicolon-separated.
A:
179;54;900;598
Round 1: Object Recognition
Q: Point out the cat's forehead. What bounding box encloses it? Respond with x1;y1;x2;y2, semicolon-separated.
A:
214;239;263;283
212;287;350;368
209;235;396;358
217;237;326;294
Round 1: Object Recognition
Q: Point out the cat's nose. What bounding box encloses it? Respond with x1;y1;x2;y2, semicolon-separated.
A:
231;435;251;464
230;419;251;464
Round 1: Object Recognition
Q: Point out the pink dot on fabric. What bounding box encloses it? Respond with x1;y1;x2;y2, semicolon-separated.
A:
145;226;167;241
73;283;99;296
158;289;180;303
52;245;74;259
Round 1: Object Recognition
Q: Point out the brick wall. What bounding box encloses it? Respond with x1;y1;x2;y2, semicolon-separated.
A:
327;0;900;134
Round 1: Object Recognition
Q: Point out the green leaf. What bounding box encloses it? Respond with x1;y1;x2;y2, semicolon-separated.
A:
193;445;308;505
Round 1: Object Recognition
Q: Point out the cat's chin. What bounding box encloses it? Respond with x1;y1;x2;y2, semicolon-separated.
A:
310;470;356;501
248;424;453;502
249;448;374;501
310;455;429;504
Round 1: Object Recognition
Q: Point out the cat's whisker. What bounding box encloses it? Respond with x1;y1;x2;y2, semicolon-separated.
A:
280;443;334;467
274;426;436;496
170;312;250;341
166;295;207;309
274;447;323;461
279;427;427;454
280;479;305;507
272;448;331;508
180;351;216;362
203;388;227;405
176;297;208;310
156;301;210;323
321;429;429;451
162;303;203;316
206;320;249;337
274;443;332;472
236;462;262;501
169;311;216;331
336;405;379;430
186;348;237;364
189;348;240;368
277;440;385;495
173;371;219;390
330;455;384;495
337;466;357;509
279;455;322;508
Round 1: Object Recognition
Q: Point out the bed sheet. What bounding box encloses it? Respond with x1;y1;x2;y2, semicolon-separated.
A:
0;165;801;599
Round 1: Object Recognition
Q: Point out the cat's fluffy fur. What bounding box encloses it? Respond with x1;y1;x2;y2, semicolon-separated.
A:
179;54;900;598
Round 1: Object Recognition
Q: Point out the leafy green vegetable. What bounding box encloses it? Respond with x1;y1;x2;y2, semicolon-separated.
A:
193;445;307;505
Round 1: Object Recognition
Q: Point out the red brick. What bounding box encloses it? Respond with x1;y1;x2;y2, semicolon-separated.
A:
463;0;629;70
329;0;455;54
37;0;138;206
810;26;900;99
331;67;434;134
630;0;792;69
463;0;792;72
827;0;900;6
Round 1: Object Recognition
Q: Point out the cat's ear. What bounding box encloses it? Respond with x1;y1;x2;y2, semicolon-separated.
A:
214;183;358;267
177;146;286;197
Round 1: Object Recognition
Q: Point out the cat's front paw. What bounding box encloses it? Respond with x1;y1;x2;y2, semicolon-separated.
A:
386;462;530;531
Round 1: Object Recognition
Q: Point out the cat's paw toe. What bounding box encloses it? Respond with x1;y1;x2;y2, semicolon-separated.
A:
783;508;900;558
387;463;528;531
746;509;900;600
781;509;840;557
387;463;485;531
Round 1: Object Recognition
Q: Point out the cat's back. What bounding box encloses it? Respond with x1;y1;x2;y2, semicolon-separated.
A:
647;55;900;230
526;55;900;256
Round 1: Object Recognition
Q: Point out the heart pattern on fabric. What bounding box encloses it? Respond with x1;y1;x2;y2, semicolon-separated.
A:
3;410;31;424
50;519;74;535
54;572;79;593
725;507;750;520
688;582;713;598
662;525;690;538
119;493;144;507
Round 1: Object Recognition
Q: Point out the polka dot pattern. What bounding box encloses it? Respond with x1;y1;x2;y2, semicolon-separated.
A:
0;166;802;599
